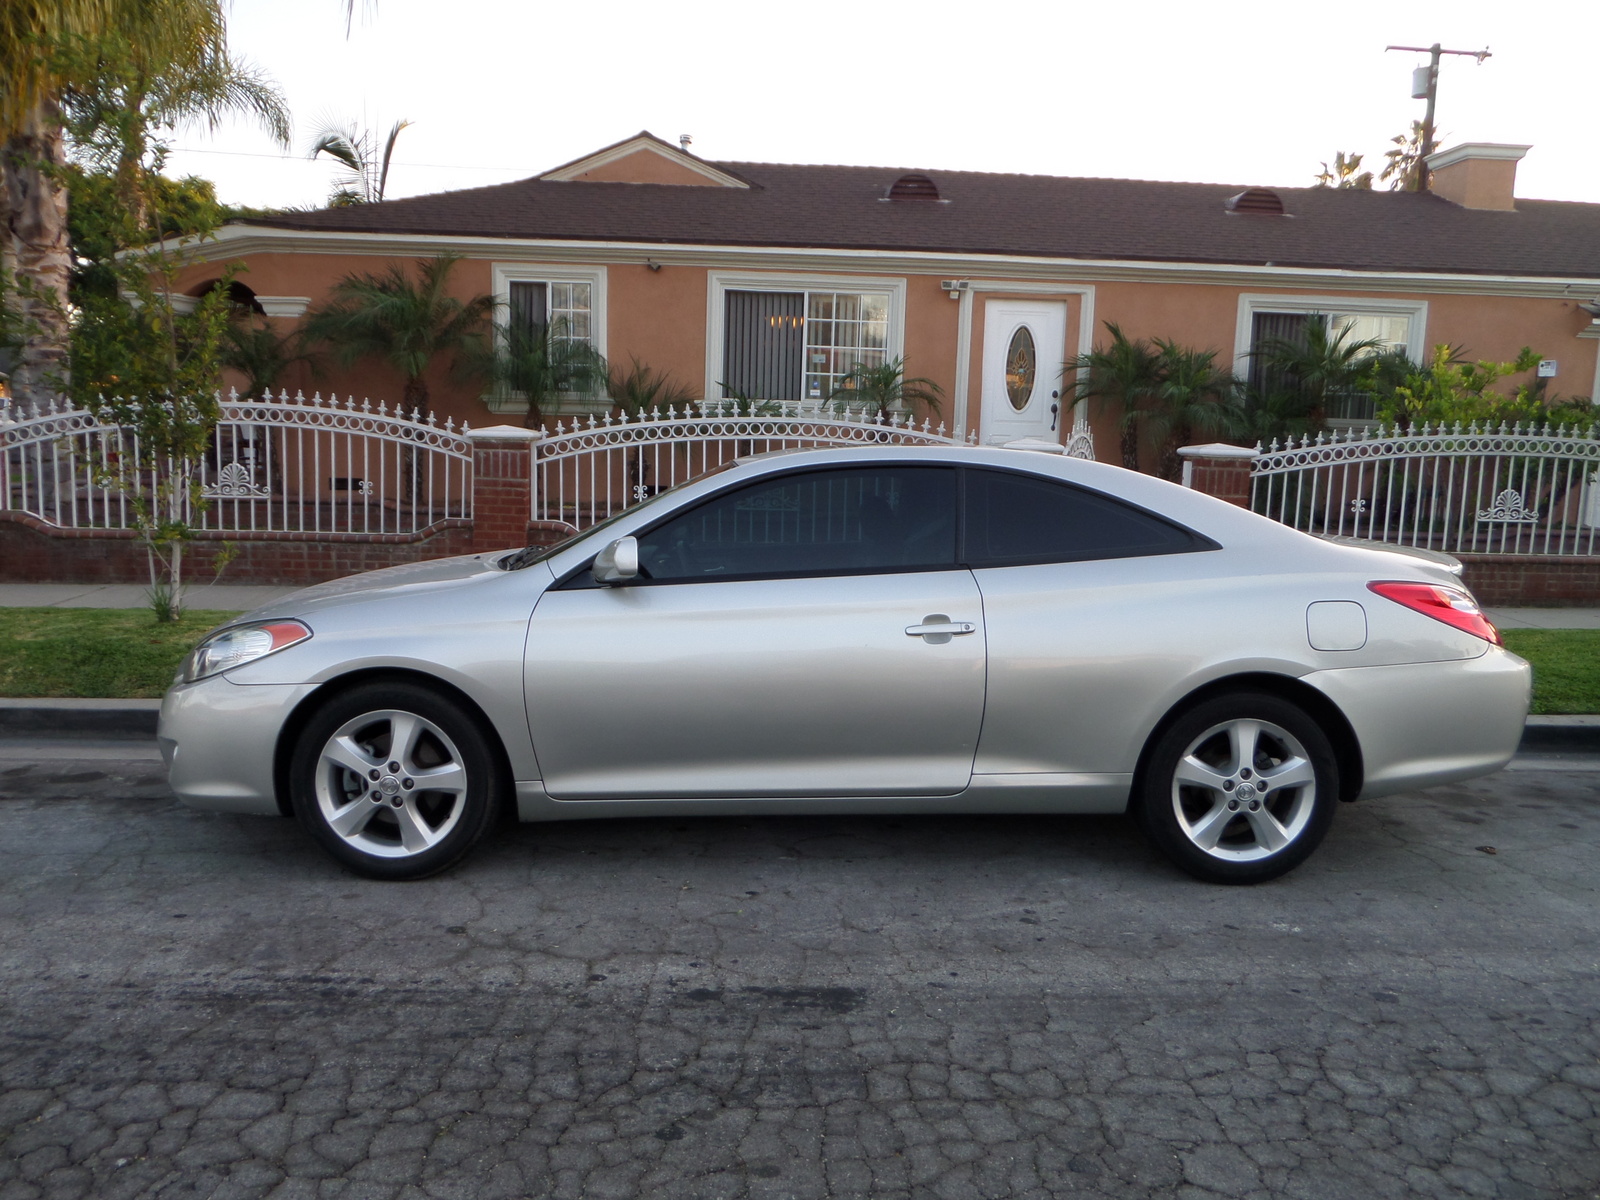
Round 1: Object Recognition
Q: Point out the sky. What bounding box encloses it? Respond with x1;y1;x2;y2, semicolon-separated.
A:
166;0;1600;211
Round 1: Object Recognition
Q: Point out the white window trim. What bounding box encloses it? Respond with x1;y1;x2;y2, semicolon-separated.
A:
705;271;907;405
1233;293;1429;377
487;263;608;415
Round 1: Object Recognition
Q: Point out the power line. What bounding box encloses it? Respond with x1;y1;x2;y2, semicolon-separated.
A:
166;145;532;173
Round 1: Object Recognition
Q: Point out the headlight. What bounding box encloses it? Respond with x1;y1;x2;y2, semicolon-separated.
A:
177;620;313;683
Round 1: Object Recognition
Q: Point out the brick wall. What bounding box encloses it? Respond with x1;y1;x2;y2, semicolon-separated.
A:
1457;555;1600;606
0;512;476;586
468;431;537;554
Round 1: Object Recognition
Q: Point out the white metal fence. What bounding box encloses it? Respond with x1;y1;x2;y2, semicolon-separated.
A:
0;391;473;536
530;403;974;532
1251;423;1600;556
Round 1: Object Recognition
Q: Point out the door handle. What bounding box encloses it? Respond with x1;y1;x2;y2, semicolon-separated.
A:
906;614;977;644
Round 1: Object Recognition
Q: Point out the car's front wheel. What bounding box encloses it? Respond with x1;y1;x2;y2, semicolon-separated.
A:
289;681;503;880
1134;692;1339;885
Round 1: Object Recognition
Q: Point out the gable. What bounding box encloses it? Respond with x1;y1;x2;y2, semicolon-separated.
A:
539;133;750;188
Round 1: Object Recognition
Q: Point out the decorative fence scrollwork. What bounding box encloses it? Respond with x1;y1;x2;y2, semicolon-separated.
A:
1250;422;1600;557
0;390;473;536
530;403;973;531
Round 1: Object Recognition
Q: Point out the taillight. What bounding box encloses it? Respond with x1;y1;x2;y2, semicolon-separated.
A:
1367;581;1502;645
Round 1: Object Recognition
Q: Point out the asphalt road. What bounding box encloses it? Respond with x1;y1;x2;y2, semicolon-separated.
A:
0;742;1597;1200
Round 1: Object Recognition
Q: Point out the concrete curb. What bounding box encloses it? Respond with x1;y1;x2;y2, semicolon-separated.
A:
0;698;161;738
0;699;1596;754
1516;715;1600;754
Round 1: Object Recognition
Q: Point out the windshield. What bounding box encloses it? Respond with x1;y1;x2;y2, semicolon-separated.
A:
500;466;736;570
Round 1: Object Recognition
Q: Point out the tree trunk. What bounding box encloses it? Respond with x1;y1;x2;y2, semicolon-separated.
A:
0;155;15;393
2;98;72;405
401;374;428;415
1120;425;1140;472
1157;437;1182;483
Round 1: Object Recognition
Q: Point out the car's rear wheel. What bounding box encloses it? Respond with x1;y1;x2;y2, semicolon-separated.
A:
289;682;502;880
1134;692;1339;884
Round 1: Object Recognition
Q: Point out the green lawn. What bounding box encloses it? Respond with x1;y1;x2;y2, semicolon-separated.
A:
1501;629;1600;716
0;607;242;699
0;608;1596;713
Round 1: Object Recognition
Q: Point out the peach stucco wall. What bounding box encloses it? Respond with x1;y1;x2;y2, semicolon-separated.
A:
179;246;1598;449
564;150;730;187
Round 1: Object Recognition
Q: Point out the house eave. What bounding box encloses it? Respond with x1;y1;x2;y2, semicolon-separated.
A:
143;223;1600;301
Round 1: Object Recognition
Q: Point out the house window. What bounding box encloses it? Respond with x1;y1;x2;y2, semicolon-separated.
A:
508;280;593;343
1236;295;1427;425
489;264;606;414
722;288;891;402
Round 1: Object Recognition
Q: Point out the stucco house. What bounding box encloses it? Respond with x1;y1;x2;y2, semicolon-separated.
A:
171;131;1600;462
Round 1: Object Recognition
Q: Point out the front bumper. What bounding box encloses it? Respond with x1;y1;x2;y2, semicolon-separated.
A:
1308;647;1532;800
159;676;317;815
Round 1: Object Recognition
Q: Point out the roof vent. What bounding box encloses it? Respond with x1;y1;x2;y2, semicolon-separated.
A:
1225;188;1286;215
887;173;940;201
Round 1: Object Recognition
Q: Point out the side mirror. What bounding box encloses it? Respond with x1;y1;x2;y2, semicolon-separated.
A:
592;536;640;585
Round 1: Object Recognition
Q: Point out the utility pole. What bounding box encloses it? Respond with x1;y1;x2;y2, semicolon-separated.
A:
1385;42;1491;189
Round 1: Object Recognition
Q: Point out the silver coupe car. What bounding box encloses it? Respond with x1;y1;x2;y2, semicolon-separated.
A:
159;445;1530;884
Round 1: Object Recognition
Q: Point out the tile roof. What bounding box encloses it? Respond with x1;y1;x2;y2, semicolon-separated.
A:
238;161;1600;279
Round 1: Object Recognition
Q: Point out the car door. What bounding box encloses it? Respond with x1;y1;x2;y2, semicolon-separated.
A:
963;466;1226;778
525;464;986;799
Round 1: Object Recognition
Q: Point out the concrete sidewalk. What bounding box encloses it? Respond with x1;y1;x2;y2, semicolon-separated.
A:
2;582;1599;630
1487;607;1600;630
0;582;297;610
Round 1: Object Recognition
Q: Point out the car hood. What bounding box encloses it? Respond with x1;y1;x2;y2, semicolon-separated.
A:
239;552;517;621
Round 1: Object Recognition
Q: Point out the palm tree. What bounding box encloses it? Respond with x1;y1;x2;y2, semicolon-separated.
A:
1250;314;1385;429
608;356;696;418
1068;322;1166;471
300;254;494;411
221;317;312;398
1146;340;1243;481
463;316;608;428
61;19;290;226
827;356;943;419
1;0;111;403
1314;151;1373;190
308;117;411;206
1;0;287;404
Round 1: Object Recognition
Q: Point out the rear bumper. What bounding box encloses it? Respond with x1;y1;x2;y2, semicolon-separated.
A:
1308;647;1531;800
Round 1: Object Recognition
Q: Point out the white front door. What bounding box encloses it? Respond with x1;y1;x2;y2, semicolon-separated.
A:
980;300;1067;445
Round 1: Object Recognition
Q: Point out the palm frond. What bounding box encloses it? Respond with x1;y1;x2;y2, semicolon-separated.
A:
609;357;697;416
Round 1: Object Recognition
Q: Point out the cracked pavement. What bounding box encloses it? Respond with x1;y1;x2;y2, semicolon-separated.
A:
0;747;1597;1199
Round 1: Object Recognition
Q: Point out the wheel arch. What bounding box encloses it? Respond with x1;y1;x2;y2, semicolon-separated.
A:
1132;672;1364;805
271;667;516;819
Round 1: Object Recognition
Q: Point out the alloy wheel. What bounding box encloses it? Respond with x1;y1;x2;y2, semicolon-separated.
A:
312;708;470;859
1169;717;1319;863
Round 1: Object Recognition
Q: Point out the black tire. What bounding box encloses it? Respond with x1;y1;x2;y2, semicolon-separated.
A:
1134;691;1339;885
289;681;503;880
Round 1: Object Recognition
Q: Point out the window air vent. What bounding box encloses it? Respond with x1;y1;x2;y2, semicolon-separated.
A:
1226;188;1286;215
887;173;940;201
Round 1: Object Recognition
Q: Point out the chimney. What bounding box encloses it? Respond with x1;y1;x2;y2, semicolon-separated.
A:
1425;142;1530;211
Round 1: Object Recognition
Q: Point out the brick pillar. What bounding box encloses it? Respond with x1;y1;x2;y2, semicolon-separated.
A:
466;425;540;552
1177;443;1257;508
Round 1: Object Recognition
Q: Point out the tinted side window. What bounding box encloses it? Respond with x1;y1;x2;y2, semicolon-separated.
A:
963;469;1208;566
637;466;957;582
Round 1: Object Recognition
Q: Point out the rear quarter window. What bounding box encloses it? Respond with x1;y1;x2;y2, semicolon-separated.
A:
963;468;1215;566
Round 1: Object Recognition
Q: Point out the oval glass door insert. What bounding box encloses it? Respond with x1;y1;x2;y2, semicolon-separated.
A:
1005;326;1036;411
